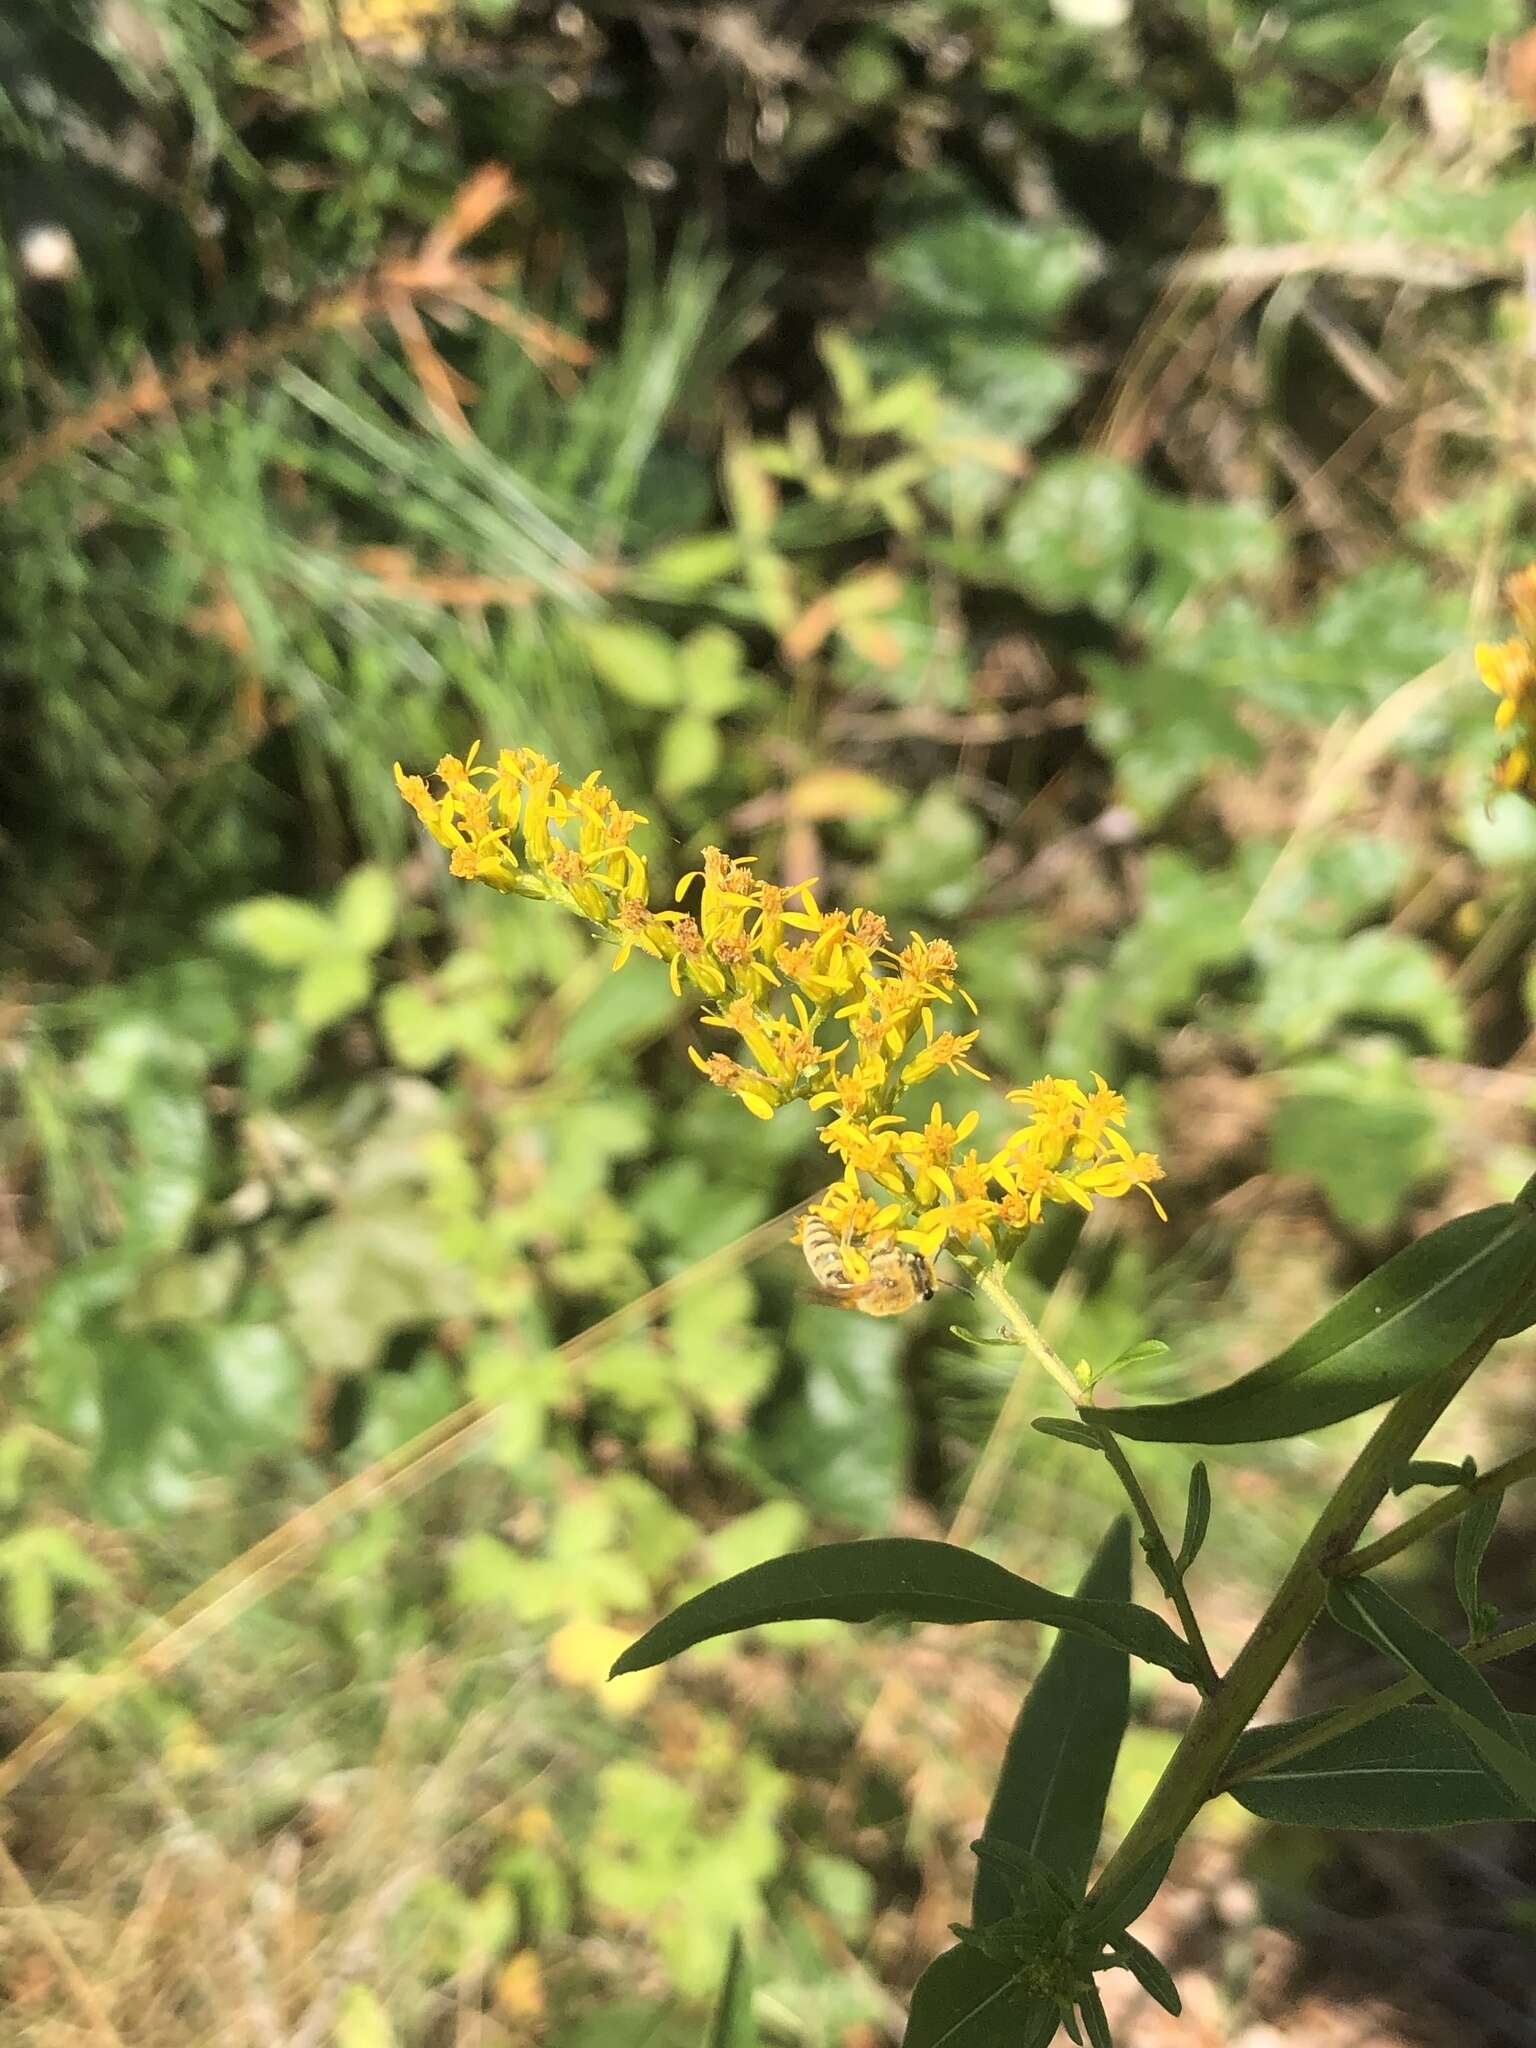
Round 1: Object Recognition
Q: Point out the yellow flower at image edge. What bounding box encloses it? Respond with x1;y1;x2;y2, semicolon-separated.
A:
1476;564;1536;800
395;741;1166;1284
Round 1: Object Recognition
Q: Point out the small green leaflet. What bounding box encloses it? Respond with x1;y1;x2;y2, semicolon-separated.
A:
974;1519;1132;1920
1100;1204;1536;1444
1326;1577;1536;1816
703;1933;755;2048
1174;1464;1211;1575
1110;1933;1180;2016
612;1538;1196;1681
1454;1496;1500;1643
1229;1704;1536;1829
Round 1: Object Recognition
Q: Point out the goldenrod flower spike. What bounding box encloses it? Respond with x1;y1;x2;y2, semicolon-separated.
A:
397;741;1165;1275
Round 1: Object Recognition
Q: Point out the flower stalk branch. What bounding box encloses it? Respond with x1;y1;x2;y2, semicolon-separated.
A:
1330;1440;1536;1580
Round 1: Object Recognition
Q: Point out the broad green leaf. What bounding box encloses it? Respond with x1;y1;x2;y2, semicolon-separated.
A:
974;1518;1132;1919
578;620;681;707
903;1946;1055;2048
1087;645;1260;822
1326;1576;1536;1815
1174;1465;1211;1576
220;895;334;966
1252;933;1464;1060
612;1538;1196;1681
1105;851;1248;1033
998;456;1144;619
703;1932;755;2048
1230;1704;1536;1829
1269;1049;1447;1233
656;712;723;801
333;865;397;954
1455;1496;1500;1641
1102;1203;1536;1444
294;950;373;1031
877;216;1094;330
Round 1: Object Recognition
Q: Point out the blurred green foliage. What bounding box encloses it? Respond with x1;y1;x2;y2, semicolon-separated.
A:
6;0;1536;2040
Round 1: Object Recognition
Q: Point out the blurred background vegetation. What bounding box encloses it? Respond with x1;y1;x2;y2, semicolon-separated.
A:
5;1;1536;2042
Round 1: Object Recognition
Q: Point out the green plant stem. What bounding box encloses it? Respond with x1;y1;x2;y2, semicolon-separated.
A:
977;1263;1220;1695
1086;1418;1220;1696
976;1263;1083;1407
1330;1442;1536;1579
1086;1296;1519;1917
1213;1615;1536;1792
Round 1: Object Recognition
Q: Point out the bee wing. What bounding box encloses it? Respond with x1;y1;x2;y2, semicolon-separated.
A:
796;1286;865;1314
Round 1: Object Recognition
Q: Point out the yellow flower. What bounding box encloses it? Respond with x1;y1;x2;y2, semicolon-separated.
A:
900;1026;988;1086
687;1046;780;1119
897;1103;981;1203
902;1196;1000;1260
1476;567;1536;803
819;1114;909;1192
397;741;1167;1217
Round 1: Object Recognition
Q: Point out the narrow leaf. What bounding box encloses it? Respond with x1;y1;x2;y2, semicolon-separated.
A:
1327;1577;1536;1814
1102;1204;1536;1444
704;1932;755;2048
1101;1339;1170;1376
1078;1841;1177;1940
1079;1985;1113;2048
975;1519;1132;1922
1454;1495;1500;1643
612;1538;1196;1681
1112;1934;1181;2016
1230;1704;1536;1828
1174;1464;1211;1575
903;1948;1054;2048
1032;1417;1101;1449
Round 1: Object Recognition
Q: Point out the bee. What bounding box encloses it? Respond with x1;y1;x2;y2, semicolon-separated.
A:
799;1211;936;1318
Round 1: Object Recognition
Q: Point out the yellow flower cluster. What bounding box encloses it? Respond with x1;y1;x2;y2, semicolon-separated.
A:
396;743;1165;1270
1476;564;1536;799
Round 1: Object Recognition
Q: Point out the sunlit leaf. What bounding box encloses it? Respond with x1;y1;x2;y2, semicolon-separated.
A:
1231;1703;1536;1828
612;1538;1196;1680
1102;1203;1536;1444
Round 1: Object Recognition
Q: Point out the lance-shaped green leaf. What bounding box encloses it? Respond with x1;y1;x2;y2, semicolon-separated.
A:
1326;1577;1536;1815
903;1948;1055;2048
1099;1204;1536;1445
1454;1495;1500;1642
703;1932;755;2048
1109;1933;1181;2017
1230;1704;1536;1828
1032;1417;1101;1450
612;1538;1196;1681
1174;1464;1211;1575
975;1519;1132;1924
